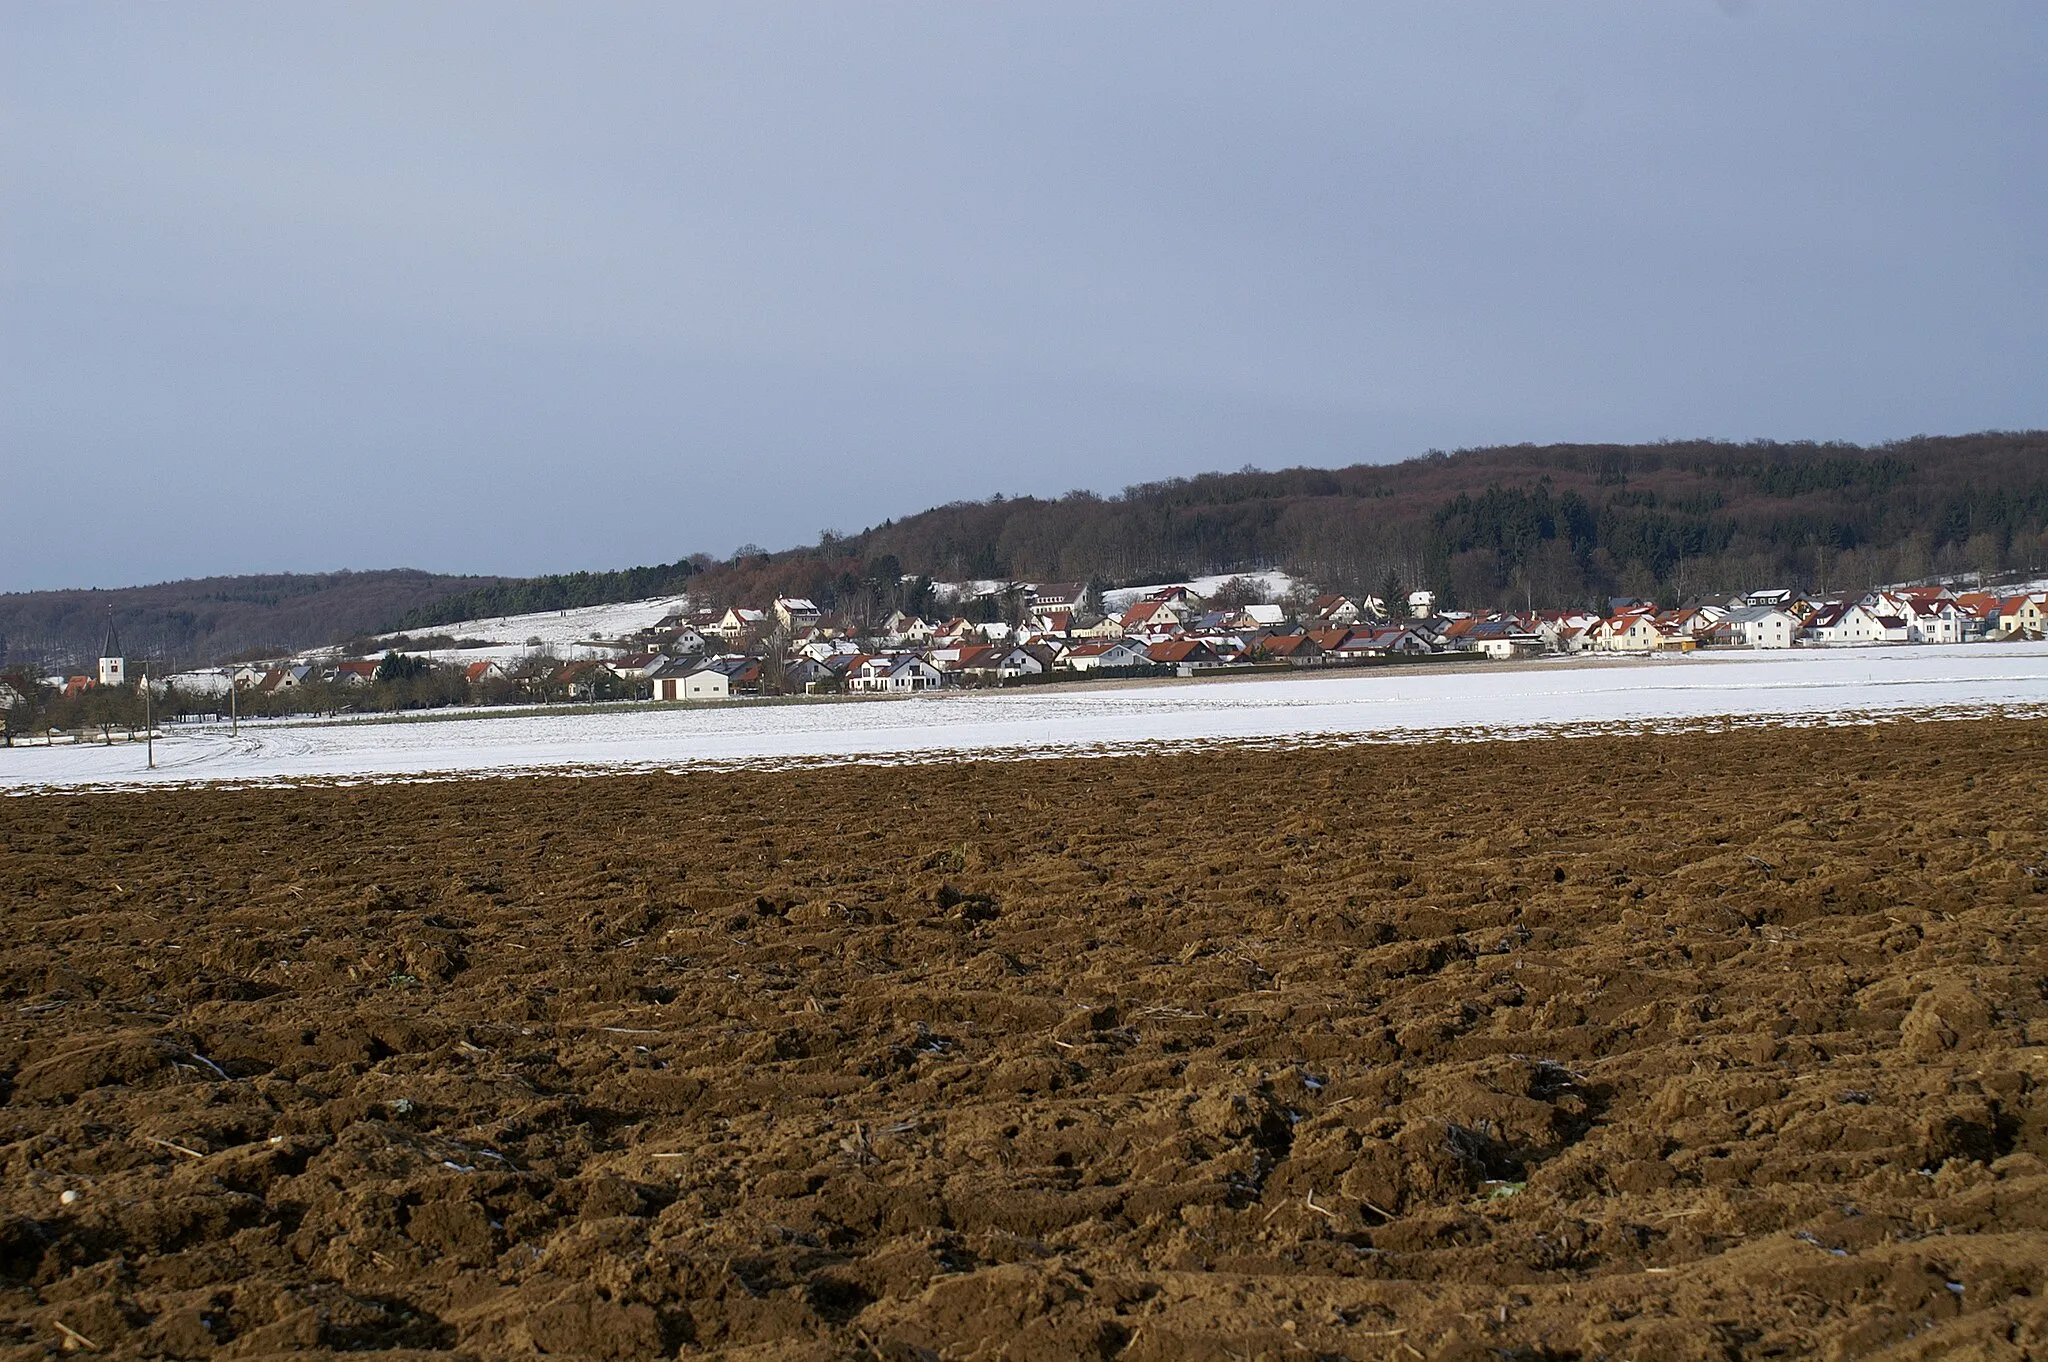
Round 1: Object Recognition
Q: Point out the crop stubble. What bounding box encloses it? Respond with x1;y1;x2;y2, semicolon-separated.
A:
1;719;2045;1359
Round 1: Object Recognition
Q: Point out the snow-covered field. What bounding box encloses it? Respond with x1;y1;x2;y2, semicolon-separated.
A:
297;595;695;667
6;643;2046;792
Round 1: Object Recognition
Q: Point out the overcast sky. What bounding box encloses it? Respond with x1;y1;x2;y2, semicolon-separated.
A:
4;3;2044;590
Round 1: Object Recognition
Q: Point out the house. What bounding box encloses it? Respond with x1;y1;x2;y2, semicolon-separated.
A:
1953;592;2005;640
798;637;861;665
463;660;509;687
938;644;1005;682
1261;633;1325;667
1307;628;1353;653
1652;623;1697;652
783;656;837;690
1804;602;1896;646
1027;582;1088;612
1148;639;1224;673
1877;589;1962;644
1029;608;1075;636
661;667;727;701
1311;595;1361;627
996;644;1058;679
607;653;665;681
1070;615;1125;639
555;660;614;701
1060;638;1152;672
1592;611;1663;653
773;598;821;631
803;613;857;640
1323;625;1437;662
1118;599;1170;634
798;636;861;664
1662;605;1727;638
882;612;935;643
1406;589;1437;616
331;659;382;686
1998;593;2046;640
1718;606;1799;649
665;626;708;657
1235;603;1286;629
661;654;761;699
1742;588;1797;609
1455;617;1545;660
256;664;314;693
713;607;769;642
848;654;945;692
0;678;28;710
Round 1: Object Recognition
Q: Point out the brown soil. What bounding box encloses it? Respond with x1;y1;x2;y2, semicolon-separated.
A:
2;720;2046;1360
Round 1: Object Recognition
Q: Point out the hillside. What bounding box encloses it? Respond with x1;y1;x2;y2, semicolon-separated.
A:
0;570;503;674
672;431;2048;616
7;433;2045;670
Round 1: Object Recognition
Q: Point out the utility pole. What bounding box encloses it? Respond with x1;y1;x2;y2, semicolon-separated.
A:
230;671;238;735
142;658;154;770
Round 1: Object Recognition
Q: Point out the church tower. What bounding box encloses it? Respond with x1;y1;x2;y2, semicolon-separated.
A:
97;609;125;687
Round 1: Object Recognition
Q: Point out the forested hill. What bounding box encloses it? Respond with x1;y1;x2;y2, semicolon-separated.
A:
7;433;2046;670
673;432;2048;616
0;570;504;674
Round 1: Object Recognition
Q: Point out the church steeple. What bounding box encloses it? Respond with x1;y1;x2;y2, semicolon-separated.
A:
97;607;126;687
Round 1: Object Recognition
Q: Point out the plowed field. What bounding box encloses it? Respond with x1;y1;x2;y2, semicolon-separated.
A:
2;719;2046;1359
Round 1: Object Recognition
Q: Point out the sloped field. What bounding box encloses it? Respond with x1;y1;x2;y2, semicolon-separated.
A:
1;720;2045;1359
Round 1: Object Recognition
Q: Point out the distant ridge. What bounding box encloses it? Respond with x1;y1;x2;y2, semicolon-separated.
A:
0;569;502;673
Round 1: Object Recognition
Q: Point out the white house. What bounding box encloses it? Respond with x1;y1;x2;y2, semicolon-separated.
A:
1312;595;1362;626
773;598;821;630
1593;612;1663;653
799;637;860;664
1862;591;1958;644
995;645;1055;679
678;669;729;700
712;607;768;642
882;612;935;643
1720;606;1799;649
1060;638;1151;671
849;655;944;692
1806;603;1899;646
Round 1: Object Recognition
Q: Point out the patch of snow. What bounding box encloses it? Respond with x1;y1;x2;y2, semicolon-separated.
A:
292;595;694;666
6;642;2044;791
1102;571;1299;614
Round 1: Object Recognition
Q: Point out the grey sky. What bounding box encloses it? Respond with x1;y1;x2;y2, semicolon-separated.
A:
4;3;2043;591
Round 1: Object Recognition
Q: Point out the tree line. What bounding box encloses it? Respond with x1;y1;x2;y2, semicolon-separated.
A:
661;432;2048;615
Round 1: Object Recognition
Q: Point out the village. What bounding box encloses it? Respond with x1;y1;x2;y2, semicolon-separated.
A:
3;575;2033;731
